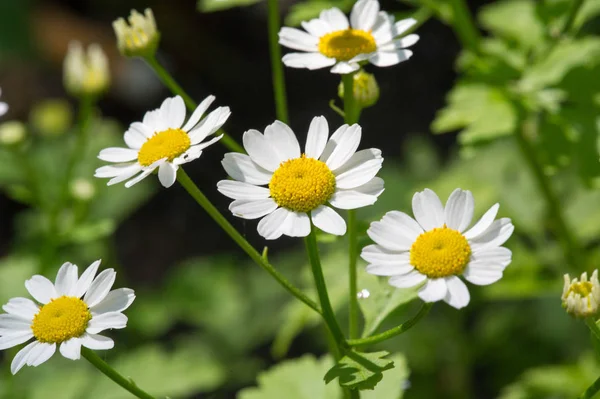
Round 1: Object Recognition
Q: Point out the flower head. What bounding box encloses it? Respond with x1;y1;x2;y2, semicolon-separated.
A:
279;0;419;74
0;260;135;374
361;188;514;309
218;116;384;239
338;70;379;108
63;41;110;97
562;270;600;318
95;95;230;188
113;9;160;58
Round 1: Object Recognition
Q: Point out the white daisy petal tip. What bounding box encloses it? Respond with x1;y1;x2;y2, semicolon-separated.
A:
96;94;229;187
364;187;513;309
0;260;134;372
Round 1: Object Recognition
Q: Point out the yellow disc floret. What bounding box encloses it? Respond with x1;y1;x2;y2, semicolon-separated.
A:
410;226;471;278
31;296;91;344
137;128;191;167
566;281;593;298
318;29;377;61
269;155;336;213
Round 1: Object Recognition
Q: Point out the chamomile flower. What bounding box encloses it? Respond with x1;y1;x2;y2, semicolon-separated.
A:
361;189;514;309
218;116;384;239
562;270;600;318
95;95;230;188
279;0;419;74
0;260;135;374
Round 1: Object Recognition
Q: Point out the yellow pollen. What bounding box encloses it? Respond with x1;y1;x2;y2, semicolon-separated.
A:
31;296;91;344
269;155;336;213
410;225;471;278
137;128;191;167
318;29;377;61
568;281;593;298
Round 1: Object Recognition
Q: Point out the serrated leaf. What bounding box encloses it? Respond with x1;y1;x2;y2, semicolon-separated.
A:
197;0;262;13
324;351;394;390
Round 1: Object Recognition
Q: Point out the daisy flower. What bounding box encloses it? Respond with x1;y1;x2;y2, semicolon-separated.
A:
562;270;600;318
361;188;514;309
0;260;135;374
95;95;230;188
217;116;384;239
278;0;419;74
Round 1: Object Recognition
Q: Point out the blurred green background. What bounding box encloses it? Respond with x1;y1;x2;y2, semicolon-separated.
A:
0;0;599;398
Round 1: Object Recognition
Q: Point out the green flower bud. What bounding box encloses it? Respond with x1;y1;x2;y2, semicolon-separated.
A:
0;121;26;147
63;41;110;98
338;70;380;109
70;178;96;201
29;99;73;138
113;9;160;58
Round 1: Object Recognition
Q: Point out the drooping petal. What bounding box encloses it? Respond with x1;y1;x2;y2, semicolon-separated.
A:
257;207;290;240
281;211;311;237
311;205;346;235
443;276;470;309
81;333;114;350
157;162;178;188
412;189;445;231
330;61;361;74
59;338;82;360
11;341;39;374
26;342;56;367
418;278;447;302
229;198;278;220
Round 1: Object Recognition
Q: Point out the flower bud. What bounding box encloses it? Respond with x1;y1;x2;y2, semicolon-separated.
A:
63;41;110;98
338;70;380;109
70;178;96;201
0;121;26;147
113;9;160;58
29;99;73;138
562;270;600;318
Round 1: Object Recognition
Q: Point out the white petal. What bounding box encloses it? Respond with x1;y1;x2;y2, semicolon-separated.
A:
243;129;281;172
378;34;419;50
281;211;311;237
472;247;512;267
25;275;57;304
73;260;100;298
90;288;136;315
361;244;410;265
188;106;231;145
142;109;163;132
469;218;514;251
54;262;78;297
329;176;384;209
107;166;145;186
443;276;470;309
0;314;32;333
412;189;445;230
182;95;215;132
366;263;413;276
222;153;272;185
395;18;417;35
282;52;336;70
264;120;301;163
367;211;423;251
463;204;499;239
26;342;56;367
334;148;382;189
350;0;379;31
320;8;349;30
311;205;346;235
95;163;140;178
173;146;203;166
444;189;474;232
229;198;278;220
3;297;39;320
330;61;361;74
11;341;38;374
123;163;161;188
372;11;395;43
59;338;82;360
157;162;178;188
160;96;186;128
0;331;33;350
83;269;116;308
418;278;447;302
354;177;384;196
463;262;505;286
257;207;289;240
87;312;128;334
124;126;146;149
81;333;114;350
305;116;329;159
369;50;412;67
0;102;8;116
217;180;270;200
389;270;426;288
301;19;334;37
278;27;319;52
128;122;153;138
324;124;362;171
98;147;138;163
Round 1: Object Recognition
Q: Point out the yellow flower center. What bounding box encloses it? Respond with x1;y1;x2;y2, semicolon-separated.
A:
137;128;191;167
568;281;593;298
318;29;377;61
410;226;472;278
269;155;336;213
31;296;91;344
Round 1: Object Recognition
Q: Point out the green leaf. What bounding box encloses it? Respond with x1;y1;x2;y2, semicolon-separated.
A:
284;0;354;26
324;351;394;391
197;0;262;13
432;83;518;144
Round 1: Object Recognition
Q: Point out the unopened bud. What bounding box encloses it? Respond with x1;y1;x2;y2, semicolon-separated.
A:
562;270;600;318
338;70;380;109
29;99;73;137
70;178;96;201
64;41;110;98
113;9;160;58
0;121;26;146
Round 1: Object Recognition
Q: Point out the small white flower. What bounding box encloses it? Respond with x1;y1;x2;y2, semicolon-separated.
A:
63;41;110;97
279;0;419;74
0;88;8;117
218;116;384;239
95;95;230;188
562;270;600;318
0;260;135;374
113;9;160;58
361;188;514;309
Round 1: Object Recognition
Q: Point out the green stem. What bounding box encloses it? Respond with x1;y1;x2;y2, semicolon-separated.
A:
515;120;582;269
176;168;320;313
267;0;289;123
348;210;359;339
305;223;348;355
143;55;245;154
342;73;358;125
562;0;585;37
448;0;481;53
585;318;600;342
347;303;433;347
579;374;600;399
82;348;156;399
